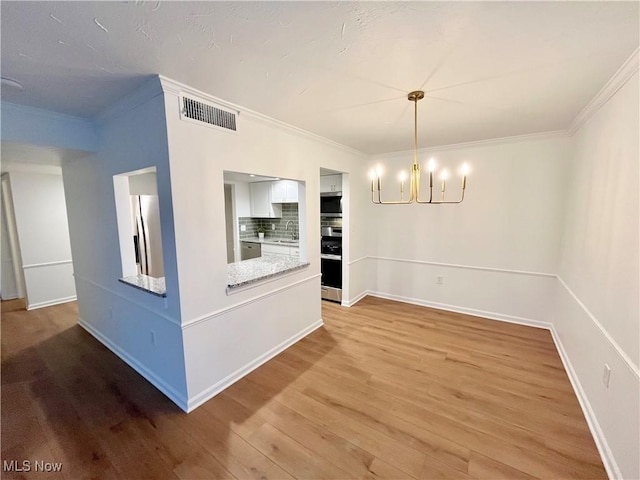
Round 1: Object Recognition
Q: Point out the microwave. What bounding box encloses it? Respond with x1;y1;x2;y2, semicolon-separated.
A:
320;192;342;217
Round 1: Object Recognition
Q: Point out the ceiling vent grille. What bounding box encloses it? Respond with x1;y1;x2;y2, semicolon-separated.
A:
180;95;237;132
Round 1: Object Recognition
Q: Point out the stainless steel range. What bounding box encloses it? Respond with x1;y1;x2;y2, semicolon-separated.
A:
320;226;342;303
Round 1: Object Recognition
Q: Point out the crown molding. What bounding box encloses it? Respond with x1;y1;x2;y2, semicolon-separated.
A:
371;129;568;161
158;75;240;114
568;47;639;136
243;106;367;158
1;162;63;175
95;75;164;125
157;75;367;159
1;101;92;126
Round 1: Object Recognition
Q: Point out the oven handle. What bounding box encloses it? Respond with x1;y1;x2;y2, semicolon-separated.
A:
320;254;342;261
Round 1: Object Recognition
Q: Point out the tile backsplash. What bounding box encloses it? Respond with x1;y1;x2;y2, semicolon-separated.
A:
239;203;299;240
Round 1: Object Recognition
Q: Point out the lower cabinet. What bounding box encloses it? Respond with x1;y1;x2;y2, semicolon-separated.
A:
240;241;261;260
262;244;299;258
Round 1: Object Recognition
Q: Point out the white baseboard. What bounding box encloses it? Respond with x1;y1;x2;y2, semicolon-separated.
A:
27;295;77;310
343;289;368;307
549;325;620;479
77;317;189;412
186;319;324;412
367;290;551;329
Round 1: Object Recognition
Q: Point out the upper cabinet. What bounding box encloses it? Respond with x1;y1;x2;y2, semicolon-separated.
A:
249;179;299;217
250;182;282;218
271;180;299;203
320;174;342;193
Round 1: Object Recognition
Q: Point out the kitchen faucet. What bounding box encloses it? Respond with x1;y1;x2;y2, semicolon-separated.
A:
285;220;297;240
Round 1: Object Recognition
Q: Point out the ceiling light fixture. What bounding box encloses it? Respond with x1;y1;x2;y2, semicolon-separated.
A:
370;91;468;204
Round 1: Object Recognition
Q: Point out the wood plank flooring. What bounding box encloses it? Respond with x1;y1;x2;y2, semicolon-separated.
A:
1;296;606;479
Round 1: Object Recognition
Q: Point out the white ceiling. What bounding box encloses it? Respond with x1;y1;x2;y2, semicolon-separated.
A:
1;1;638;155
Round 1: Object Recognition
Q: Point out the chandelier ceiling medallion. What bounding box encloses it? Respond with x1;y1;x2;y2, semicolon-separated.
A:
370;90;469;205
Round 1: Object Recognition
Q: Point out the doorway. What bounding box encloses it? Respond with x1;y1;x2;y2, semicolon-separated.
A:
319;168;348;304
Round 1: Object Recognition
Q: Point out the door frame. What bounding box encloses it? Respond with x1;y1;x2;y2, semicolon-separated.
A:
1;174;26;300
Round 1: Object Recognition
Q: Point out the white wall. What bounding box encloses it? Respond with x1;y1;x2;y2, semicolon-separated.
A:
555;71;639;480
62;80;188;408
1;102;97;153
366;136;571;324
5;170;76;309
160;79;368;409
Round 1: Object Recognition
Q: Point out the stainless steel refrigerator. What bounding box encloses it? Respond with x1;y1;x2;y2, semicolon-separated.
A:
131;195;164;278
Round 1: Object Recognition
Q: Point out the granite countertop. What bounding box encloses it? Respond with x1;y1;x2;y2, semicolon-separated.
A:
227;255;309;290
119;274;167;297
241;237;299;247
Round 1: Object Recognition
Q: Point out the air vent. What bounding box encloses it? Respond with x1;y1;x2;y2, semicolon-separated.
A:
181;96;237;132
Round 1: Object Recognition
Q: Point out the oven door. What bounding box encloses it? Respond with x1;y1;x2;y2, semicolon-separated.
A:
320;254;342;289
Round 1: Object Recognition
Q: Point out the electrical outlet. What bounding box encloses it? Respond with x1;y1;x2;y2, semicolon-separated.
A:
602;363;611;388
240;225;246;232
150;331;156;346
436;276;444;285
272;223;276;230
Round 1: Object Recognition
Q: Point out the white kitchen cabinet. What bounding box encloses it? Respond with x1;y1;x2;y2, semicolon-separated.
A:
262;243;300;257
232;181;251;217
262;244;290;256
271;180;298;203
250;182;282;218
320;174;342;193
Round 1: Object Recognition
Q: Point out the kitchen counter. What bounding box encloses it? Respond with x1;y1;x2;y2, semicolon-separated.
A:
119;274;166;297
241;237;299;247
227;255;309;291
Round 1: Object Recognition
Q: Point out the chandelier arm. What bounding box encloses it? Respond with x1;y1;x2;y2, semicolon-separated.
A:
415;182;434;203
428;189;466;204
415;180;434;203
416;187;466;204
414;95;418;168
371;167;414;204
375;200;414;205
375;182;413;204
374;193;413;205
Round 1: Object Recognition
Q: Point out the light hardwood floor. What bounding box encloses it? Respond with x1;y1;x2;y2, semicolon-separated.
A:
1;296;606;479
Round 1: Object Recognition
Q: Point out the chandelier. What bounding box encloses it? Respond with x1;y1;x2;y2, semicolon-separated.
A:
370;90;468;204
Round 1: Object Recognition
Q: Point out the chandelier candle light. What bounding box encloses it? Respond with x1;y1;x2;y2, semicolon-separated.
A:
370;90;469;204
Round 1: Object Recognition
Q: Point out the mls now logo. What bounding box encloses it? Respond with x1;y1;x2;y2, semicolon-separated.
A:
3;460;63;472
